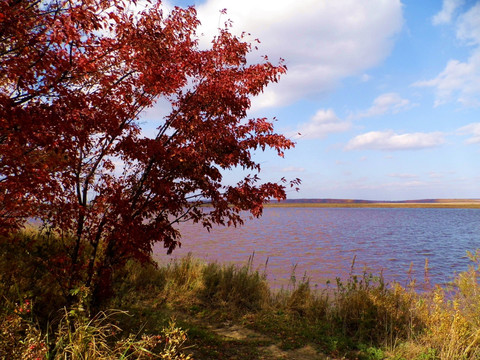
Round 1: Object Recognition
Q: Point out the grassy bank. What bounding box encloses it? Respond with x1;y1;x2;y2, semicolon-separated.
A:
1;232;480;359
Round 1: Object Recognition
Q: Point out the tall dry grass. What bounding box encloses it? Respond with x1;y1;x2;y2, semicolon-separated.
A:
394;250;480;360
0;291;193;360
2;230;480;359
78;249;480;358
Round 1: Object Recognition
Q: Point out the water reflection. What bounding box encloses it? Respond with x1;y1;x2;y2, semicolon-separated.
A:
153;207;480;289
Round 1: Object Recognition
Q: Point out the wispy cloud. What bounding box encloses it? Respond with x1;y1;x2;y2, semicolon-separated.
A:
350;93;414;119
282;166;305;173
197;0;403;108
345;130;445;151
432;0;465;25
429;171;448;179
387;173;418;179
297;109;351;139
456;2;480;45
414;2;480;107
413;52;480;107
457;122;480;143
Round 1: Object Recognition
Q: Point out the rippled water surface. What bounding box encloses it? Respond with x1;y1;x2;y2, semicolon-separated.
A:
153;207;480;288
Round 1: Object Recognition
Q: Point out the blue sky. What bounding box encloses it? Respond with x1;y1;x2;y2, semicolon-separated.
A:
149;0;480;201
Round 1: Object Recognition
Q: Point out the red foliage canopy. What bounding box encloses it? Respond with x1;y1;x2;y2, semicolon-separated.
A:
0;0;299;295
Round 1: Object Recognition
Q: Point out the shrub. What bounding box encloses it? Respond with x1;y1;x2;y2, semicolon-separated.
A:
331;269;420;346
0;231;70;325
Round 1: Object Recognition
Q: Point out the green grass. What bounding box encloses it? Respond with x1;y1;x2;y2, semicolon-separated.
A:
1;231;480;359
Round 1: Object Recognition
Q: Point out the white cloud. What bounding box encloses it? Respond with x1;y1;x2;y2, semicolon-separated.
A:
196;0;403;108
387;173;418;179
345;130;445;151
415;3;480;107
297;109;351;139
456;3;480;45
396;180;429;189
432;0;465;25
282;166;305;172
457;122;480;143
429;172;445;178
414;51;480;107
399;180;429;188
361;74;372;82
351;92;413;119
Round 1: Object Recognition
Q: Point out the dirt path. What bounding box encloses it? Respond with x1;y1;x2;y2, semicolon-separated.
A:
211;323;334;360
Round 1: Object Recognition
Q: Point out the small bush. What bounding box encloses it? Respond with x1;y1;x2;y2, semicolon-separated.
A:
0;231;70;326
331;269;420;346
112;259;167;306
0;302;47;360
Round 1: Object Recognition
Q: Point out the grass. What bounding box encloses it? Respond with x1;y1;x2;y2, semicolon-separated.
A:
1;231;480;359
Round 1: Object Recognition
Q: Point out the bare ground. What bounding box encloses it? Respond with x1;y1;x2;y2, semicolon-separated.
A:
210;323;337;360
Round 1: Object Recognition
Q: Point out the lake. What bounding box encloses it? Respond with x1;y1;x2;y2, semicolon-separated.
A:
153;207;480;289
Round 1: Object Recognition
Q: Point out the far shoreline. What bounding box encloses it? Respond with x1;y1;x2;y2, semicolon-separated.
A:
265;199;480;209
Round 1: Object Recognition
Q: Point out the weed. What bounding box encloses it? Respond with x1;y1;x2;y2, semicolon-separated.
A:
0;300;193;359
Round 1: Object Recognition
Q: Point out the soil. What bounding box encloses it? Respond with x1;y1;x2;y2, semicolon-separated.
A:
211;323;336;360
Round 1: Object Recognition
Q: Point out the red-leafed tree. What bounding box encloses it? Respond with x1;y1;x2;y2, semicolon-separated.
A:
0;0;298;301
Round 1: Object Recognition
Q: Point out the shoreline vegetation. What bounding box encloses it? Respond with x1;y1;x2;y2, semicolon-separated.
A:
1;231;480;359
265;199;480;209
